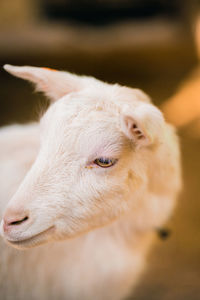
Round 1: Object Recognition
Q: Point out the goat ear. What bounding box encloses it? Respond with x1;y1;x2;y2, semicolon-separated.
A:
121;103;165;148
3;64;84;101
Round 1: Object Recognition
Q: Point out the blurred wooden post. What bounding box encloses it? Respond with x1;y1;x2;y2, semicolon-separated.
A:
161;69;200;128
161;14;200;134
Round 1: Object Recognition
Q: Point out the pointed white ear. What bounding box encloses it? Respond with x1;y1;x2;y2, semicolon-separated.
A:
121;103;165;148
3;64;85;101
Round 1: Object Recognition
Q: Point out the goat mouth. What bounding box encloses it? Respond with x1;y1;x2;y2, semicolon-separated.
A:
6;226;55;249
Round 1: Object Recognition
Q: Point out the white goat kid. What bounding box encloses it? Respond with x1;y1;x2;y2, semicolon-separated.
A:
0;65;181;300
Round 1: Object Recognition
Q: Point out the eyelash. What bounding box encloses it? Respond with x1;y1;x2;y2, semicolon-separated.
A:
93;157;118;168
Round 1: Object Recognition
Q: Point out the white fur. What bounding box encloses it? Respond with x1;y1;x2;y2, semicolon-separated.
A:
0;65;182;300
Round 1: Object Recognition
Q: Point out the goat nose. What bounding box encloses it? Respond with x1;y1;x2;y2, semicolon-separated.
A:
3;209;29;232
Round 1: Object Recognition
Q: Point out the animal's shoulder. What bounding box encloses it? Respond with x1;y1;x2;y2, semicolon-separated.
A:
0;123;39;158
0;123;40;211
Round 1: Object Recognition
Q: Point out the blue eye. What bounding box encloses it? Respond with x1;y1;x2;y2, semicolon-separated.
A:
94;157;117;168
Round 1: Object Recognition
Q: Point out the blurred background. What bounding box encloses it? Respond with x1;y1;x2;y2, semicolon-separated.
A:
0;1;200;299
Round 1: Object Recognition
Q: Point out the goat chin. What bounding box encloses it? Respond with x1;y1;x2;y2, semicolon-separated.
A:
5;226;55;250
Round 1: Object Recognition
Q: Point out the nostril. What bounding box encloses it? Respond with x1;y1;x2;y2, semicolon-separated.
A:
3;209;30;232
9;216;29;226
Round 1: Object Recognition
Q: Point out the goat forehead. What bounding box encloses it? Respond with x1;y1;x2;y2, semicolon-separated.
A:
42;95;120;132
40;98;124;156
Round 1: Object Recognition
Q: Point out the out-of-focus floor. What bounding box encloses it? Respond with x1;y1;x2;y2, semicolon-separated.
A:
0;21;200;300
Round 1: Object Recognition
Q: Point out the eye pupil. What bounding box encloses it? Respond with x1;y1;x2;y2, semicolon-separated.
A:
99;158;110;164
94;157;117;168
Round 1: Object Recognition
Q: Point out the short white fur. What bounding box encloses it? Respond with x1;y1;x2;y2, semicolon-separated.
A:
0;65;182;300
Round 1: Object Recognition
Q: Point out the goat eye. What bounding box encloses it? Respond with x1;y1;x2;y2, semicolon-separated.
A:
94;157;117;168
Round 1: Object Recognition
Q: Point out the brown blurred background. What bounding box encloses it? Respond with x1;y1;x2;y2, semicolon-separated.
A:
0;1;200;299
